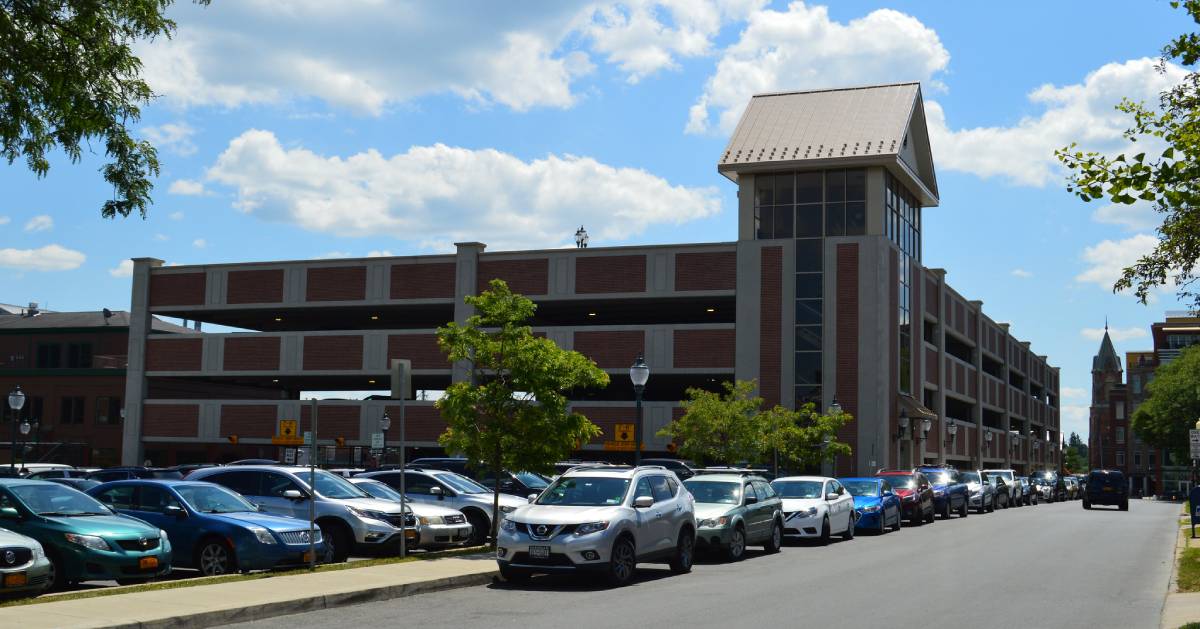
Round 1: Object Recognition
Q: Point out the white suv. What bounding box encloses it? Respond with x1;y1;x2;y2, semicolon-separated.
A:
981;468;1021;506
496;465;696;586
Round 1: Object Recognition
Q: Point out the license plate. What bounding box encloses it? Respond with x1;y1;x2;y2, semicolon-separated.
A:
3;573;25;588
1103;487;1113;492
405;530;418;540
139;557;158;570
529;546;550;559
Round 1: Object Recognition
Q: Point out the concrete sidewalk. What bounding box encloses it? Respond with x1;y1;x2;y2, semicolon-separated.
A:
0;554;496;629
1161;507;1200;629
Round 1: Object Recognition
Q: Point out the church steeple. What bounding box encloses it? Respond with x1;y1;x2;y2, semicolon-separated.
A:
1092;323;1122;373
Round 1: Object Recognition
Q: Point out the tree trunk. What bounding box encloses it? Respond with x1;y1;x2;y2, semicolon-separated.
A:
491;445;501;551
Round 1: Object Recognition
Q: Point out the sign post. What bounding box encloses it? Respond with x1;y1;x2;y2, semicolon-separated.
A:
308;399;318;570
391;359;411;558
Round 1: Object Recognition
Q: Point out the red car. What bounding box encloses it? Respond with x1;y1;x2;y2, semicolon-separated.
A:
875;470;935;525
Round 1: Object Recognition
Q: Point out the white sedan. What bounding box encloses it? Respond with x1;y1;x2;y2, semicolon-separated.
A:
770;476;856;545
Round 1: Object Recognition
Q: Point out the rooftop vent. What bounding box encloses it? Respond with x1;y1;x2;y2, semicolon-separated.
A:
23;302;39;317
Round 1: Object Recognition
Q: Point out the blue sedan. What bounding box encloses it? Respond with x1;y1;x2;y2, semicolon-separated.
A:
838;477;902;534
88;480;326;576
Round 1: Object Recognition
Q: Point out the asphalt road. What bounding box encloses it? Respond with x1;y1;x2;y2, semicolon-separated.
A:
224;499;1179;629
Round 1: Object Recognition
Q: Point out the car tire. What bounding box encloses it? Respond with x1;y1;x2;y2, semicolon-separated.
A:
925;506;935;523
727;526;747;562
499;563;529;582
891;509;902;532
842;516;855;541
465;510;490;547
878;512;887;534
319;521;351;563
1119;501;1129;511
764;521;782;553
819;516;832;544
1082;501;1091;510
44;550;66;592
669;529;694;574
197;539;235;576
958;499;968;518
606;536;637;586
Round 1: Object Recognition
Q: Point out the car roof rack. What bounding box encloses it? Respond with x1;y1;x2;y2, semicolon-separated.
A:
692;467;767;476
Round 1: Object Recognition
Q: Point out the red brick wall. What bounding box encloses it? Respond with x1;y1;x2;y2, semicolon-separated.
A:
835;244;859;475
143;404;199;437
223;337;281;371
149;273;206;307
145;338;202;372
387;334;445;369
477;259;549;295
220;405;277;438
759;247;781;407
390;263;456;299
673;329;734;369
674;251;736;292
226;269;284;304
576;255;646;294
573;406;636;444
573;331;644;368
306;267;366;302
383;405;445;442
300;405;360;440
303;336;363;371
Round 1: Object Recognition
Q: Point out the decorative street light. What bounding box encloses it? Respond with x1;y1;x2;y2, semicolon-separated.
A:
828;398;842;416
945;422;958;448
919;418;931;466
7;386;25;473
896;410;909;441
380;411;392;465
985;430;994;459
630;354;650;466
574;226;589;249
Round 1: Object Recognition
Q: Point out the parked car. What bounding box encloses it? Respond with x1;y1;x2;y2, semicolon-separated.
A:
44;479;101;493
408;458;551;498
347;478;473;548
985;474;1010;508
87;467;184;483
642;458;701;481
875;470;935;525
683;473;782;561
1015;477;1037;506
226;459;280;466
23;465;82;480
165;463;221;478
915;466;969;519
771;476;856;544
1083;469;1129;511
0;527;51;597
496;464;696;585
982;468;1021;507
1030;471;1066;502
188;466;414;562
839;477;902;533
551;461;615;477
88;480;329;575
0;479;172;590
359;468;525;546
962;470;995;513
1064;477;1081;500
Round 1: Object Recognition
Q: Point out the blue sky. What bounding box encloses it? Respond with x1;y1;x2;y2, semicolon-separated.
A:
0;1;1194;440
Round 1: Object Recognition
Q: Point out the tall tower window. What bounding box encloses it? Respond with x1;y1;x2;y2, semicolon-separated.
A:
886;172;922;395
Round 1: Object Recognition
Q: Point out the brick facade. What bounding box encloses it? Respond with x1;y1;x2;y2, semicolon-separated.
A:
302;336;363;371
835;243;859;475
143;404;199;437
759;247;782;407
390;262;456;299
387;334;445;369
219;405;277;438
223;336;281;371
477;259;549;295
573;331;645;368
673;329;735;369
674;251;736;292
575;255;646;294
146;338;203;372
305;267;367;302
226;269;284;304
149;273;206;307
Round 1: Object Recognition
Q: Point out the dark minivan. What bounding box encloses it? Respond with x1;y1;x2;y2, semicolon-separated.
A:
1083;469;1128;511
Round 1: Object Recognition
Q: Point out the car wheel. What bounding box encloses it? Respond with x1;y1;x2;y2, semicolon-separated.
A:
727;526;746;562
669;530;693;574
877;512;887;534
1082;501;1091;510
606;536;637;586
1119;501;1129;512
197;539;235;577
939;501;950;519
465;510;490;547
909;508;922;526
842;515;855;540
44;551;66;592
925;506;935;523
319;522;351;563
498;563;529;582
958;499;968;518
819;516;832;545
891;509;902;532
764;521;782;553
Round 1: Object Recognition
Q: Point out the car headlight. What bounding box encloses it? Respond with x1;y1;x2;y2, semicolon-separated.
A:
247;526;276;545
64;533;110;552
575;521;610;535
159;529;169;540
348;507;391;523
861;505;880;513
698;516;730;528
500;518;517;533
419;515;445;526
31;544;45;561
499;505;516;514
804;507;819;517
933;490;945;497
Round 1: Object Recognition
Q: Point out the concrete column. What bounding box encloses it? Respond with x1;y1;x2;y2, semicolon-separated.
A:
121;257;164;465
970;300;985;466
999;323;1013;469
932;268;947;467
452;242;485;384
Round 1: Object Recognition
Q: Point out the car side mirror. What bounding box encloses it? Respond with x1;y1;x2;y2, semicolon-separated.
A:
282;489;305;500
633;495;654;509
825;492;839;501
165;505;187;519
883;490;893;496
255;503;267;512
744;494;758;505
527;493;538;503
500;480;514;490
430;486;444;500
0;507;19;520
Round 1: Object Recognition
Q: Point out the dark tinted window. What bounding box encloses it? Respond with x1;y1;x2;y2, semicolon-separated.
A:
649;476;673;503
204;471;260;496
95;485;136;510
262;472;301;498
404;472;440;495
137;485;183;513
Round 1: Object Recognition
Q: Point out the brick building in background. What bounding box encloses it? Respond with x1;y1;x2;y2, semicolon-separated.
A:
0;305;192;467
119;83;1061;473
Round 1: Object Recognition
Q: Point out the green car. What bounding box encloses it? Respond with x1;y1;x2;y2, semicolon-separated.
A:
0;479;172;590
683;473;783;561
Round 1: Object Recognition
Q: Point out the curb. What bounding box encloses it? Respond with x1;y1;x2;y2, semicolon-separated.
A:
98;569;498;629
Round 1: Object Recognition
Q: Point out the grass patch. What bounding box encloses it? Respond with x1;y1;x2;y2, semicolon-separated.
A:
1179;547;1200;593
0;546;488;609
1179;624;1200;629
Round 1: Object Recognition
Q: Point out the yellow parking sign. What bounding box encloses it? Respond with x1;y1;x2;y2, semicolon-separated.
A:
614;423;635;442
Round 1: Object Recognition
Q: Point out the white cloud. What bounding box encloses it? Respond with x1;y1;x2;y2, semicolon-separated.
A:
206;129;721;251
0;244;85;271
1081;326;1148;342
23;215;53;232
1061;405;1089;441
168;179;207;196
686;3;950;134
0;216;9;225
314;251;352;260
169;211;185;220
928;58;1188;187
366;250;394;258
1075;233;1159;290
154;233;170;241
192;238;207;249
1091;201;1159;232
1060;386;1088;402
1011;268;1032;278
109;259;134;278
141;122;197;156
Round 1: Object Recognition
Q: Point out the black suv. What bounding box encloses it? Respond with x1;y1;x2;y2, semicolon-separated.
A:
407;458;550;497
1083;469;1128;511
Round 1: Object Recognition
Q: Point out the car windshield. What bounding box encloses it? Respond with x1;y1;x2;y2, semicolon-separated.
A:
436;472;490;494
304;471;370;499
356;481;404;502
175;484;256;513
683;480;741;504
961;472;981;483
537;477;631;506
921;472;949;484
772;480;823;499
151;470;185;480
1089;473;1124;488
10;484;110;516
842;481;880;497
883;475;916;489
514;472;549;489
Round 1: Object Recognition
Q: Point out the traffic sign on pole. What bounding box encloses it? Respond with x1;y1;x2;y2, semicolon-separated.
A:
1189;430;1200;459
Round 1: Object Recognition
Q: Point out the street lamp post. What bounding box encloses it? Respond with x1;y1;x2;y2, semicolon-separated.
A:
630;354;650;466
985;430;994;461
574;226;589;249
17;420;30;470
823;398;840;476
896;410;910;469
944;423;958;464
919;418;932;466
379;411;392;466
7;386;25;473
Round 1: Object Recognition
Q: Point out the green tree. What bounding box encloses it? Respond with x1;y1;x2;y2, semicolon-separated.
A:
1063;446;1087;474
761;402;852;472
1131;344;1200;462
436;279;608;546
1055;1;1200;307
0;0;209;219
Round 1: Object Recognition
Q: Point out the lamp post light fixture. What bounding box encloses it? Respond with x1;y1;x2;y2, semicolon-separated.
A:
7;385;25;473
574;226;589;249
379;411;392;464
918;418;932;466
945;422;958;448
630;354;650;466
896;410;909;441
985;430;994;459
